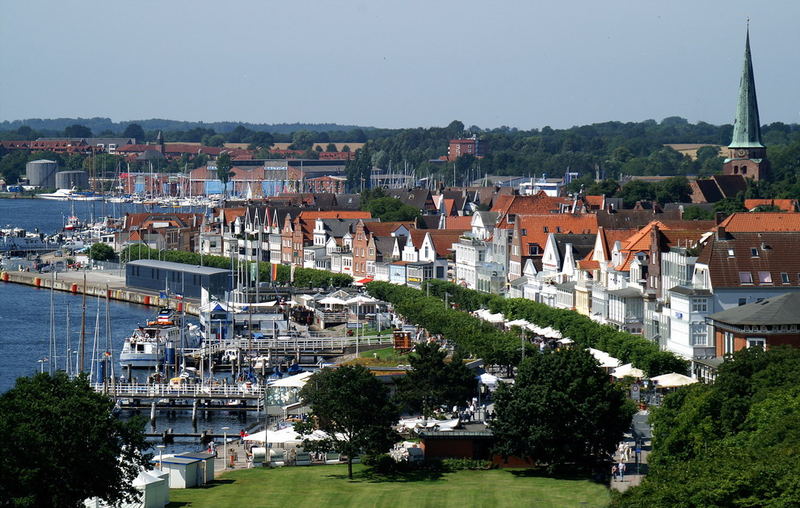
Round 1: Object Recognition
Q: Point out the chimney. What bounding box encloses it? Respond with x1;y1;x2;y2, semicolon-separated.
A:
716;226;728;240
715;212;726;225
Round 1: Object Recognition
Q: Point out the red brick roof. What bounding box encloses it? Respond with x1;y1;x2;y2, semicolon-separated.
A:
718;213;800;232
517;214;599;252
743;199;799;212
441;216;473;230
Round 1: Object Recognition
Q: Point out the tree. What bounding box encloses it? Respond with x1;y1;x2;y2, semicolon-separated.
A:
64;124;93;138
618;180;655;207
492;349;634;470
289;130;315;151
363;197;420;222
122;123;145;141
295;365;399;479
682;206;714;220
326;143;337;152
215;152;234;199
346;145;372;192
89;242;116;262
0;373;149;507
654;176;691;204
713;197;746;217
397;342;477;417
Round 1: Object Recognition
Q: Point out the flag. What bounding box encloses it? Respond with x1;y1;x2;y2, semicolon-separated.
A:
174;293;184;300
290;264;295;284
271;263;278;282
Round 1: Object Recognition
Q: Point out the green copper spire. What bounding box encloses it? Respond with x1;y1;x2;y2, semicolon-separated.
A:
729;26;764;148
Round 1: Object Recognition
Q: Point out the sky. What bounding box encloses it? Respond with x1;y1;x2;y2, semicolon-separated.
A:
1;0;798;130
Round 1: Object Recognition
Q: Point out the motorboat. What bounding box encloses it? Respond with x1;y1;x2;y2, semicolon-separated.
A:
119;308;201;368
39;188;77;201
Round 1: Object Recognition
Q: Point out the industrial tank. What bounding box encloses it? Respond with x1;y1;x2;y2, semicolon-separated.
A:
55;170;89;189
26;159;58;188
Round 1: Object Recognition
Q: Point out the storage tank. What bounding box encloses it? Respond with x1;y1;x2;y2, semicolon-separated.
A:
26;159;58;188
55;170;89;190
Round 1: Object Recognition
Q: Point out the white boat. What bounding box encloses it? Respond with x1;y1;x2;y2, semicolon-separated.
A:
39;188;77;201
119;309;200;368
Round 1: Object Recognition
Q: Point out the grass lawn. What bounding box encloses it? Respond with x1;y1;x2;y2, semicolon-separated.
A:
345;347;410;367
167;464;610;507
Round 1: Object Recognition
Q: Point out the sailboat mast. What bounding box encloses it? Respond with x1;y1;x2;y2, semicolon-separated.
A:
49;274;55;374
65;304;71;377
79;272;87;373
106;286;115;384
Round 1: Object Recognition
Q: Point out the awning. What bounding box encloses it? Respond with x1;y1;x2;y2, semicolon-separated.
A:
354;277;374;286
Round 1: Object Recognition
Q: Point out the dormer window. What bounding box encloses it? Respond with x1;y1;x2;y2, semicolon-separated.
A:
751;248;759;257
543;226;548;233
508;214;516;224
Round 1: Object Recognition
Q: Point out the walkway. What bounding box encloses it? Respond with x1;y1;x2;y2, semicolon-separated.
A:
611;410;651;493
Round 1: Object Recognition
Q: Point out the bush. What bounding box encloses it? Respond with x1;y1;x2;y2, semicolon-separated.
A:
441;458;494;471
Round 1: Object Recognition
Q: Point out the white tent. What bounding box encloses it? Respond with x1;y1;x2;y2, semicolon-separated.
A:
484;312;505;324
557;337;575;345
650;372;698;388
541;326;563;339
268;371;314;388
477;372;500;391
505;319;531;329
345;295;377;305
318;296;347;306
587;348;622;369
244;426;303;444
612;363;645;379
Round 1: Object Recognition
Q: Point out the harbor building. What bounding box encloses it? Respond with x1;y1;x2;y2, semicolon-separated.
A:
125;259;231;299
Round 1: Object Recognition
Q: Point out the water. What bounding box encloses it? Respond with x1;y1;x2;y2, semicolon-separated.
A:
0;198;206;235
0;198;258;454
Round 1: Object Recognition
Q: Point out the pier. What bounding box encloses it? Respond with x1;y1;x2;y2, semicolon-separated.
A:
0;269;200;315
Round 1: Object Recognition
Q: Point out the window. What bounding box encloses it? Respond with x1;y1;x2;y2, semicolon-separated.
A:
543;226;548;233
724;331;735;354
739;272;753;284
690;322;707;346
750;247;759;257
692;298;708;313
727;249;735;257
738;298;747;306
781;272;790;284
747;338;766;349
529;245;540;256
556;226;561;233
758;271;772;284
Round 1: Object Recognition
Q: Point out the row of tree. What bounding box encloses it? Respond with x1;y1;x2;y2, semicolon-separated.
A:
367;280;687;377
120;246;353;288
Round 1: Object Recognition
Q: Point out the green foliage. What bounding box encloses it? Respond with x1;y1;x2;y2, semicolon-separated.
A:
346;145;373;192
440;458;494;470
0;373;149;507
713;197;746;217
88;242;116;261
120;245;352;288
64;124;92;138
379;280;687;377
122;123;145;141
615;347;800;507
215;152;233;197
618;176;691;207
363;196;421;222
492;349;634;469
396;342;477;417
681;205;714;220
295;365;400;479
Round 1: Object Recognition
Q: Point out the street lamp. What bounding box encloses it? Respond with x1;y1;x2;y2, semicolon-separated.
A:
156;444;166;470
222;426;230;469
37;357;48;374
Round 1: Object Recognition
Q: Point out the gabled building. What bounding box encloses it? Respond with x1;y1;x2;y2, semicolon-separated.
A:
708;292;800;356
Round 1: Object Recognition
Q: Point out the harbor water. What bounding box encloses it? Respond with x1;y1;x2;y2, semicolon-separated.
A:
0;199;259;455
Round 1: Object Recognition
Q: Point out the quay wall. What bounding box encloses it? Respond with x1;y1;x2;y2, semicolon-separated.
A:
0;270;200;315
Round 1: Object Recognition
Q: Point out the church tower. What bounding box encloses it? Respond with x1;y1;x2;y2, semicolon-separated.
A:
723;26;769;180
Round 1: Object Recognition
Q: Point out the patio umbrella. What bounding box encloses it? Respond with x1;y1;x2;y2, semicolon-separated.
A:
318;296;347;305
612;363;645;379
650;372;697;388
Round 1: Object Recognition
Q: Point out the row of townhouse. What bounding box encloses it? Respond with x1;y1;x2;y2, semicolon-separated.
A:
463;207;800;374
197;202;470;286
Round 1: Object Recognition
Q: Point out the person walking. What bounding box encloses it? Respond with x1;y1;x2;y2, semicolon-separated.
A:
611;464;618;481
618;461;626;481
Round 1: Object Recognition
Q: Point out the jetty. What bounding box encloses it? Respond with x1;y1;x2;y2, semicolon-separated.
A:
0;269;200;314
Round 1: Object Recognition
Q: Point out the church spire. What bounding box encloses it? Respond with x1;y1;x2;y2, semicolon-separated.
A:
729;24;763;148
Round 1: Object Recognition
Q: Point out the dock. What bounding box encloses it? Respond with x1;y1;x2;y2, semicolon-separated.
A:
0;269;200;315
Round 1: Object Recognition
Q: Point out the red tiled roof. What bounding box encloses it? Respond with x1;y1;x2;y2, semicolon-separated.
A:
743;199;799;213
718;213;800;232
298;211;371;220
441;216;473;230
517;214;599;253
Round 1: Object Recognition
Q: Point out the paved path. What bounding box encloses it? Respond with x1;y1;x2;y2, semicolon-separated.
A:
611;410;651;493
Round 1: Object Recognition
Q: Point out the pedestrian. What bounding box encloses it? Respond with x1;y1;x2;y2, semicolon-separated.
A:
239;429;246;444
618;461;626;481
611;464;617;480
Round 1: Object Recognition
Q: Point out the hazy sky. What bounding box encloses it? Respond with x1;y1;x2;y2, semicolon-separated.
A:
1;1;798;130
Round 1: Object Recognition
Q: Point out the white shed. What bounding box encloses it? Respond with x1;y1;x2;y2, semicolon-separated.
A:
83;469;168;508
160;456;202;489
176;452;215;484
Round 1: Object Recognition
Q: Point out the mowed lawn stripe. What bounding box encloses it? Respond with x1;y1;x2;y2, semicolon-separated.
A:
167;465;609;507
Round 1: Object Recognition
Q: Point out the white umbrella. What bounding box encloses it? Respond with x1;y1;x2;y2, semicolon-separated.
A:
650;372;697;388
557;337;575;345
243;427;303;444
541;326;562;339
587;348;621;368
318;296;347;305
485;312;505;323
345;295;376;305
612;363;645;379
505;319;531;329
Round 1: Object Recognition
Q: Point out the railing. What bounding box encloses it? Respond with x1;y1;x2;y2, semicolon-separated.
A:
92;382;266;398
186;335;393;356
